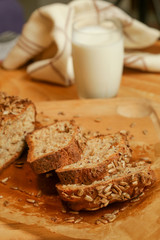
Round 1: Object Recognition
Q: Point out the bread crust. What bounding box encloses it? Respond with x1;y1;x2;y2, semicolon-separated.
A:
56;153;120;185
0;93;36;127
27;137;82;174
26;121;82;174
56;133;132;184
56;166;156;211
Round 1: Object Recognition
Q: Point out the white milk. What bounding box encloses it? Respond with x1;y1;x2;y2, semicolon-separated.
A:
72;24;123;98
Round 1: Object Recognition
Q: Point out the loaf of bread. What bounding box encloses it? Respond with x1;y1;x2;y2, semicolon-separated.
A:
0;92;36;170
56;133;132;185
26;120;82;174
56;165;155;211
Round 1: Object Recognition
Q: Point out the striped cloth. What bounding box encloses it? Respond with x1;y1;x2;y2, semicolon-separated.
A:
2;0;160;86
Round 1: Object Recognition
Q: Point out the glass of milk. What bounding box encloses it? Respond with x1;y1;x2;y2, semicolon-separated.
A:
72;16;124;99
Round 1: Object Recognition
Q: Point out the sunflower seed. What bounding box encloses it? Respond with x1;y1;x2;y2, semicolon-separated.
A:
140;157;152;163
108;214;117;222
51;217;61;223
111;193;120;199
120;130;127;135
113;185;122;194
103;213;112;219
3;110;9;115
61;209;67;214
69;211;79;215
36;190;42;198
95;219;102;225
139;192;144;197
119;181;128;186
84;195;93;202
113;160;118;167
96;186;105;191
118;185;126;191
101;198;109;204
104;185;112;193
113;209;120;215
120;206;129;211
62;192;69;198
33;202;39;207
71;194;81;199
74;217;83;223
108;168;116;173
123;192;130;199
1;177;9;184
64;217;75;223
99;218;109;224
26;199;36;204
112;188;119;194
10;186;19;190
105;191;112;197
77;189;84;197
108;163;114;169
131;197;140;202
132;181;138;186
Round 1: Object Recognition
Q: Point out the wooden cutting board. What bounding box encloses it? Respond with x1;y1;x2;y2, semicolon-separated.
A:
0;98;160;240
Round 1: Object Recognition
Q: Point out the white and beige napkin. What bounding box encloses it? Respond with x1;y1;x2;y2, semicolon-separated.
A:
2;0;160;86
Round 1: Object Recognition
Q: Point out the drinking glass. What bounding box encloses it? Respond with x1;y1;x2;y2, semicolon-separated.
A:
72;16;124;99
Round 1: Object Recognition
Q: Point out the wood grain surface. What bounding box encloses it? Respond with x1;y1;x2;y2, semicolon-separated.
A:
0;41;160;104
0;41;160;240
0;98;160;240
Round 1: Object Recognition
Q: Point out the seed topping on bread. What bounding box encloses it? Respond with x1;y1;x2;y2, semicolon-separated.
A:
0;92;36;170
0;92;32;121
56;133;132;185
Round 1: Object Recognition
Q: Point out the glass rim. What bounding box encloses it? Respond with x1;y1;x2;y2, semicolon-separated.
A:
73;16;123;36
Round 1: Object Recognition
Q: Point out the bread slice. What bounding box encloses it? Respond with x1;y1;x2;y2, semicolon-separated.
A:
56;165;155;211
56;133;132;185
0;92;36;170
26;120;82;174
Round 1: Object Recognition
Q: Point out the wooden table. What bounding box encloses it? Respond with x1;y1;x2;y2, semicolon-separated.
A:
0;41;160;104
0;41;160;240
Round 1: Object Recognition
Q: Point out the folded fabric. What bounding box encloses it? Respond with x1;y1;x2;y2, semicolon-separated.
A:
2;0;160;86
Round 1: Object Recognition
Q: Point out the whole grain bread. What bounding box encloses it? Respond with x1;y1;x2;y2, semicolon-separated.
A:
26;120;82;174
56;165;155;211
0;92;36;170
56;133;132;185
